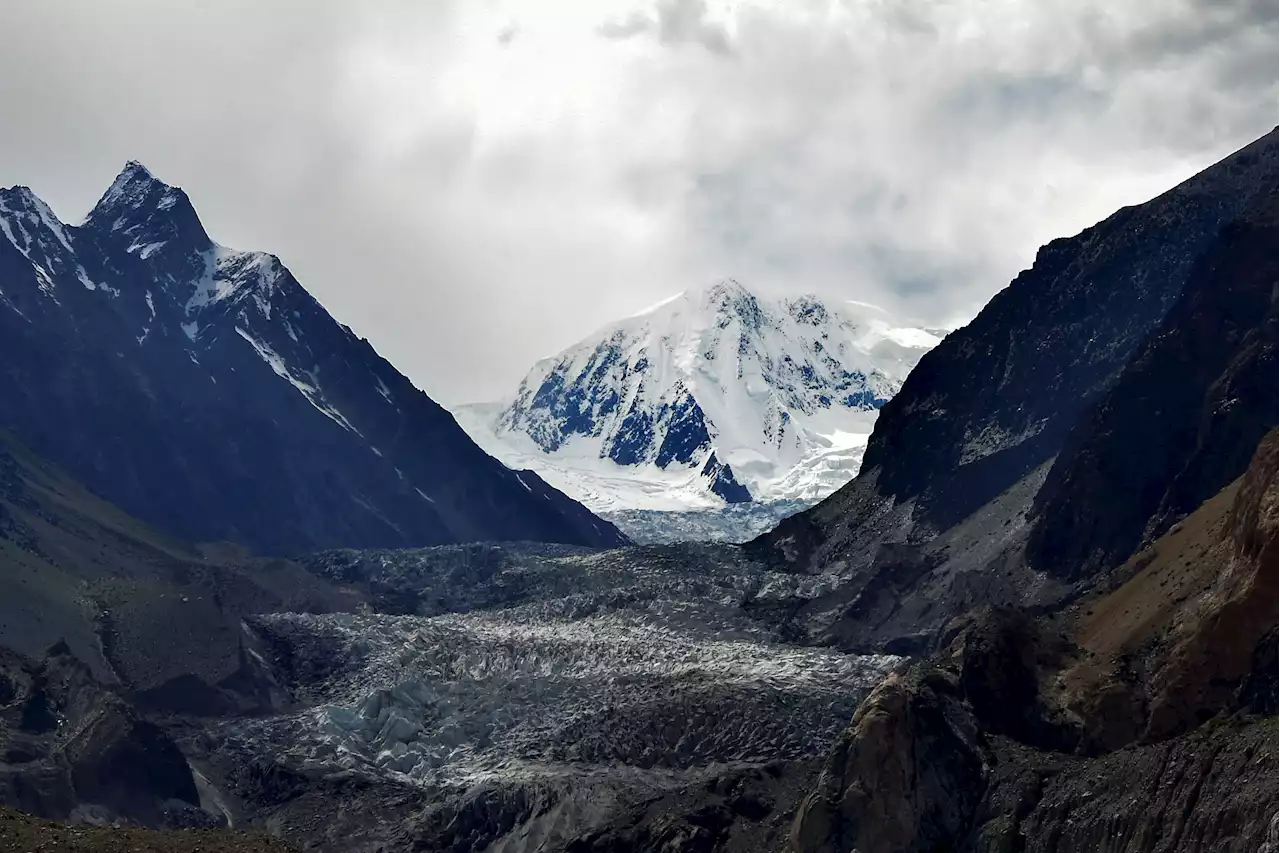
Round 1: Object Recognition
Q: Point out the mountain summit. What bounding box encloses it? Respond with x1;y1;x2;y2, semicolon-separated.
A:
456;280;939;512
0;163;627;553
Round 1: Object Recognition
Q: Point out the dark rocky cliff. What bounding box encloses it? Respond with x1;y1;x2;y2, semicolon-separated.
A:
672;170;1280;850
0;641;204;829
0;164;626;555
1028;183;1278;580
755;129;1276;567
749;127;1278;654
791;431;1279;853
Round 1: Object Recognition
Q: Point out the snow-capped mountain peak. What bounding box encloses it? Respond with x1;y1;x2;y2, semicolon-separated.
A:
84;161;205;244
87;159;159;216
455;281;941;514
0;163;627;552
68;162;304;342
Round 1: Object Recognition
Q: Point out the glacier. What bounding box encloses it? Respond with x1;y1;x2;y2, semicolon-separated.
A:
198;543;902;849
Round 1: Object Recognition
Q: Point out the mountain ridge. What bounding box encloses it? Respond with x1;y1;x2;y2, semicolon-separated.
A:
732;125;1280;853
0;162;627;554
749;129;1278;656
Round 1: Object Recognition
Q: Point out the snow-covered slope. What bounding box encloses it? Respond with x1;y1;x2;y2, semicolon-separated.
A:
455;281;941;513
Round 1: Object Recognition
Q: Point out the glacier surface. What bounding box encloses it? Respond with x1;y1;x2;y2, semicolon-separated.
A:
204;544;900;847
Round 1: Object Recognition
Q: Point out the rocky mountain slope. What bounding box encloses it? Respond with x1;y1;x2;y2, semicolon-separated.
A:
456;282;939;513
0;164;625;554
0;806;295;853
748;127;1280;853
0;430;371;843
0;641;206;829
790;428;1278;853
1027;178;1278;580
0;431;350;837
751;126;1278;653
0;429;359;700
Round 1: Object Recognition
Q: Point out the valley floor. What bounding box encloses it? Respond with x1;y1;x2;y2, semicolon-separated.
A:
185;544;901;851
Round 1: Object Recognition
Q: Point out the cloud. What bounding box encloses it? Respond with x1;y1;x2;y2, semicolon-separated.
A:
497;23;521;46
600;0;734;55
599;13;653;40
0;0;1273;404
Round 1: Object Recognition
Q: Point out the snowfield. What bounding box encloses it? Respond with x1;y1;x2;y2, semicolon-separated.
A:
454;281;941;537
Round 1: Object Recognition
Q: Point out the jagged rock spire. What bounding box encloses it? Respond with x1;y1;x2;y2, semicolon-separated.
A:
82;161;210;253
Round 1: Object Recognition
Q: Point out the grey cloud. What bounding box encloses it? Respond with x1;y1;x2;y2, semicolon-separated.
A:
600;0;734;56
0;0;1273;404
599;13;652;40
938;73;1112;125
872;0;940;39
497;23;520;45
1113;0;1276;65
656;0;734;55
671;0;1275;322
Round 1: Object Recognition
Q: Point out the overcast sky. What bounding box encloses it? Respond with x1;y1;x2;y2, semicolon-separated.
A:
0;1;1274;403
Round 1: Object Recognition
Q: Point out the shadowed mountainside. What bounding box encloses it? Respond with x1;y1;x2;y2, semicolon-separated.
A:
749;127;1278;655
790;429;1279;853
0;164;626;555
0;430;362;704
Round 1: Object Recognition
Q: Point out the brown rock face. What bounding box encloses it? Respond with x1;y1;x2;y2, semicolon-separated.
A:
1065;429;1279;744
790;668;984;853
790;430;1280;853
1139;430;1278;740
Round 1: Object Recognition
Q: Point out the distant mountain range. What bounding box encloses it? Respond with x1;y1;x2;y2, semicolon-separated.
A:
0;162;626;554
455;281;941;517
